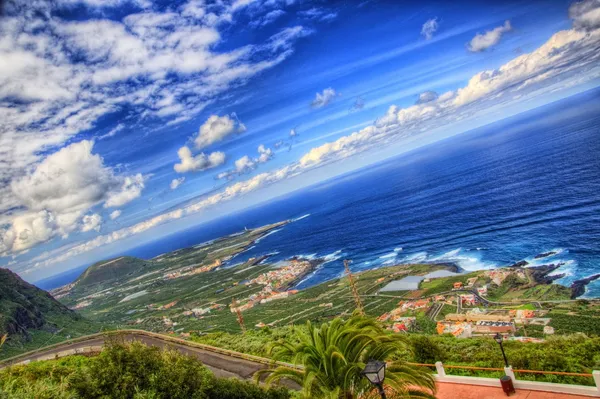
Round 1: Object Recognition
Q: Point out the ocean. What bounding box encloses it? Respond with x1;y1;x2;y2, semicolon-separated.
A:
35;89;600;297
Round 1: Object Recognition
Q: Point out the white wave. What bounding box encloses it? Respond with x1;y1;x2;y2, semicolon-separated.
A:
400;251;428;263
292;214;311;222
322;249;343;263
378;252;397;259
429;248;496;271
394;247;403;252
295;253;318;260
398;248;495;271
523;248;567;267
254;228;283;243
547;259;576;277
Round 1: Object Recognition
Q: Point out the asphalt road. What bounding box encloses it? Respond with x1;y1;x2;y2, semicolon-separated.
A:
1;333;269;380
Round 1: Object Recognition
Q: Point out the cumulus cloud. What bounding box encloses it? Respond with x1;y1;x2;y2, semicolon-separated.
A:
311;88;337;108
421;18;438;40
81;213;102;232
109;210;122;220
194;114;247;149
217;144;274;180
11;140;114;214
170;177;186;190
0;140;144;254
570;0;600;30
104;174;147;208
416;90;439;104
174;146;226;173
468;20;512;52
257;144;273;163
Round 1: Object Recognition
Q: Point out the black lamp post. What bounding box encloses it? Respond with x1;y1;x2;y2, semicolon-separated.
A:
361;360;387;399
494;333;509;368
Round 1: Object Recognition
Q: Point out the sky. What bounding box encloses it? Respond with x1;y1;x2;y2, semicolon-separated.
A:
1;0;600;282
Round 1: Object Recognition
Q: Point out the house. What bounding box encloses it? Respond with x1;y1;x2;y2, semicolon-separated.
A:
437;321;472;338
453;282;463;289
544;326;555;335
390;317;416;333
477;285;488;296
460;294;477;306
472;321;515;335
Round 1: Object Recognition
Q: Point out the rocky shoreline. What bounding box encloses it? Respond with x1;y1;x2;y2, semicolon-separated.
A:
570;274;600;299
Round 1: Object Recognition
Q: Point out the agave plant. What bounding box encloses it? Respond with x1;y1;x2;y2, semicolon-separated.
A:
256;314;436;399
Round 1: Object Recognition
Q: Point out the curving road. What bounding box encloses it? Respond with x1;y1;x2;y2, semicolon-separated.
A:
0;331;277;381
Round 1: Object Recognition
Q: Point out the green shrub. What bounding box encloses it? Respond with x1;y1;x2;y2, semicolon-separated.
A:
1;341;291;399
411;335;441;364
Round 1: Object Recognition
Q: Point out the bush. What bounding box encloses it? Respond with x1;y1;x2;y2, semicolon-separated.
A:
411;335;441;364
0;341;291;399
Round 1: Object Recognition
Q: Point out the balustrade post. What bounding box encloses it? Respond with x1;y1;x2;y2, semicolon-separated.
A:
435;361;446;377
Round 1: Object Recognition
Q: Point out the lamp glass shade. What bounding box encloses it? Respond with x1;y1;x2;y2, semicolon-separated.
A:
494;333;503;344
362;360;386;384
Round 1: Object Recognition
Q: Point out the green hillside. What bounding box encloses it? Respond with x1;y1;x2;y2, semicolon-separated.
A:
0;268;99;360
74;256;154;288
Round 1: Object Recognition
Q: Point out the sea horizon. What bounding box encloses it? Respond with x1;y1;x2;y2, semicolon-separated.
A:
35;88;600;297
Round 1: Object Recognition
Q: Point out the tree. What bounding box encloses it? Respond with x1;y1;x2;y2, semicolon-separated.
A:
257;314;436;399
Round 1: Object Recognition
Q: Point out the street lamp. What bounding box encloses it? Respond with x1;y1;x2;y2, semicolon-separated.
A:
494;333;509;368
362;360;387;399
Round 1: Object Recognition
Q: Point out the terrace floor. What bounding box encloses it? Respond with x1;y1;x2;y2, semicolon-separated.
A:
436;382;596;398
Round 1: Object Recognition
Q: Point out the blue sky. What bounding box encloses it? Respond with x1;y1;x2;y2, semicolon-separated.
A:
1;0;600;281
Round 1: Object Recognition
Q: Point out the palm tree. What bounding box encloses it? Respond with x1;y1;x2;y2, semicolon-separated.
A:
256;314;436;399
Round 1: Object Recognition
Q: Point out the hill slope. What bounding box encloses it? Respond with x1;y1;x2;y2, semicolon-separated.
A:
0;268;82;338
0;268;100;360
74;256;154;288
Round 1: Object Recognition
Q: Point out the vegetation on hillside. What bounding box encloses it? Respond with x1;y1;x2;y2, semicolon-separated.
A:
0;268;100;360
194;324;600;386
257;313;436;399
0;340;290;399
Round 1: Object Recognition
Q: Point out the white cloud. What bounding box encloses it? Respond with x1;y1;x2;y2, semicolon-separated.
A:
194;114;247;149
81;213;102;232
311;87;337;108
416;90;439;104
170;177;186;190
99;124;125;140
1;140;144;254
58;0;151;9
250;9;286;27
570;0;600;30
421;18;438;40
257;144;274;163
110;210;122;220
10;140;114;214
217;144;274;180
174;146;226;173
298;7;337;22
468;20;512;52
104;174;147;208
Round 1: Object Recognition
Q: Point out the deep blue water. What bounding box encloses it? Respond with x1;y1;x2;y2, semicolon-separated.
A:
36;89;600;296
